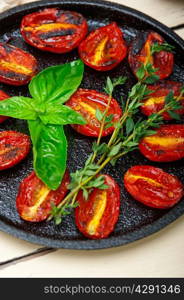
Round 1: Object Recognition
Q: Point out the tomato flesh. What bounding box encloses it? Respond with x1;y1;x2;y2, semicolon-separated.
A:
16;170;70;222
0;43;38;86
0;131;30;170
66;89;122;137
139;124;184;162
124;165;183;209
128;31;174;80
79;22;127;71
0;90;10;123
75;175;120;239
21;8;88;53
141;81;184;120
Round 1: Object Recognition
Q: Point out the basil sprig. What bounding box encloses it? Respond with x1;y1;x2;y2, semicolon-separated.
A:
0;60;85;189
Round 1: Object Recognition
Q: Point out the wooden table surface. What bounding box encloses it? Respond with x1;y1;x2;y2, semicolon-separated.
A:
0;0;184;278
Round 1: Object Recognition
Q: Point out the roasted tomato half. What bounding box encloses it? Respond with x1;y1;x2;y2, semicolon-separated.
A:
0;43;37;86
78;22;127;71
16;170;70;222
20;8;88;53
128;31;174;80
0;131;30;170
124;165;183;209
141;81;184;120
139;125;184;162
0;90;10;123
66;89;122;137
75;175;120;239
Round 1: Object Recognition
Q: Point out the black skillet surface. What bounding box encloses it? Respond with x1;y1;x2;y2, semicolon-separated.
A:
0;0;184;250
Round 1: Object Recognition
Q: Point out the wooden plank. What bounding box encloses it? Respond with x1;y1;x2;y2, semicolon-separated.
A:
107;0;184;28
175;28;184;39
1;216;184;277
0;231;41;263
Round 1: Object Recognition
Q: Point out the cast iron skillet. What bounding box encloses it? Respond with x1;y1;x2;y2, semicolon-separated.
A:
0;0;184;250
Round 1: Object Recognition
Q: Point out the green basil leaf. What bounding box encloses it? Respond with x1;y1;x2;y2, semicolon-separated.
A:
39;105;86;125
29;60;84;105
28;120;67;190
0;96;37;120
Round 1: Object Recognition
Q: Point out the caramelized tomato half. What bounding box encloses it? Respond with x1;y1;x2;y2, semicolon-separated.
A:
66;89;122;137
124;165;183;209
0;131;30;170
16;170;70;222
0;90;10;123
0;43;38;86
21;8;88;53
139;125;184;162
78;22;127;71
75;175;120;239
141;81;184;120
128;31;174;80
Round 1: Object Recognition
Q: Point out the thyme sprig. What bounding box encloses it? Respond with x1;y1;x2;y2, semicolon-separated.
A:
48;63;184;225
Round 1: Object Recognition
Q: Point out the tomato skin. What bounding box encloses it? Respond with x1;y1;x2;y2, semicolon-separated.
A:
16;170;70;222
139;125;184;162
78;22;127;71
128;31;174;80
124;165;183;209
66;89;122;137
0;131;30;170
75;175;120;239
141;81;184;120
0;90;10;123
0;43;38;86
20;8;88;53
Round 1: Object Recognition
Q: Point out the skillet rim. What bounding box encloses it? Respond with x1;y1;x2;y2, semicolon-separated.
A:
0;0;184;250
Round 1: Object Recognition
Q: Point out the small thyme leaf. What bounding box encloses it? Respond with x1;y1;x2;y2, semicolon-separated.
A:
92;142;109;155
95;108;104;121
168;110;181;120
105;114;114;123
112;76;127;87
51;201;79;225
108;142;122;157
105;122;114;129
136;64;145;80
143;74;159;84
104;76;113;95
165;91;174;104
86;175;106;189
126;117;134;135
110;158;117;166
104;76;127;95
144;130;156;136
82;188;89;201
180;86;184;94
151;42;175;55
